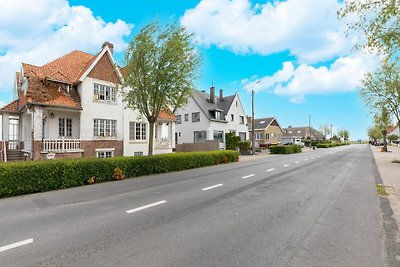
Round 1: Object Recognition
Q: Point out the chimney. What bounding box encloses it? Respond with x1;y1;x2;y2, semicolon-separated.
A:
219;89;223;100
210;85;215;103
102;41;114;54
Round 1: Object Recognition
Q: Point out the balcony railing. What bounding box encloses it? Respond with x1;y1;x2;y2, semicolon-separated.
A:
155;138;173;149
42;138;81;152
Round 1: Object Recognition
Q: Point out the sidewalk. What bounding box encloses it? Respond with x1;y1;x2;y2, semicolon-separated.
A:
371;145;400;223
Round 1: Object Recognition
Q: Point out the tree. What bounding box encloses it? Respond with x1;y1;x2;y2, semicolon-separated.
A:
331;134;340;143
123;22;200;155
368;126;383;142
374;106;392;152
319;124;331;139
360;60;400;131
338;0;400;58
337;129;349;142
388;134;399;143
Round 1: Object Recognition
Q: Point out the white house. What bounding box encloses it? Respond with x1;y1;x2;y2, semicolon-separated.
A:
175;86;248;149
0;42;175;161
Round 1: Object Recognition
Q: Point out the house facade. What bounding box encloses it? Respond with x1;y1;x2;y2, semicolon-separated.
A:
0;42;175;161
248;117;284;146
282;126;324;144
174;86;248;149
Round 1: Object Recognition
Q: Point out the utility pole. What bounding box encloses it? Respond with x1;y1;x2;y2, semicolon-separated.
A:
330;124;333;140
309;115;311;140
252;89;255;155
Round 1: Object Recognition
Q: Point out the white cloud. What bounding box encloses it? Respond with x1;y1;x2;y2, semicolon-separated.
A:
243;53;378;103
181;0;352;63
0;0;133;92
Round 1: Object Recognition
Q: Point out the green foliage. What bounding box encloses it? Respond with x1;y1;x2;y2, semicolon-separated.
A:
0;151;239;198
337;129;350;140
225;133;241;150
304;140;310;147
388;134;399;142
319;124;331;139
316;143;349;148
123;22;201;155
238;141;251;152
269;145;302;154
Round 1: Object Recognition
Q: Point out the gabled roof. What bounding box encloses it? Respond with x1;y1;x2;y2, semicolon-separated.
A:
191;89;236;122
0;99;19;113
248;117;275;131
158;109;176;121
22;50;95;84
283;126;324;140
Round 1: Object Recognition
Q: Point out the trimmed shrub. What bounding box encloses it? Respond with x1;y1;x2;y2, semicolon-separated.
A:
225;133;241;150
316;143;330;148
239;141;251;152
269;144;302;154
0;150;239;198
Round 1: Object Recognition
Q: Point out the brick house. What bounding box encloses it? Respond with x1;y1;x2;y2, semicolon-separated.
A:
247;117;284;147
0;42;175;161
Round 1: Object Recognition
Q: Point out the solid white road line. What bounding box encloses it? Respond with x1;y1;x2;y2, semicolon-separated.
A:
0;239;33;253
266;168;275;172
283;164;289;167
126;200;167;214
304;159;309;161
295;161;300;164
202;184;223;191
242;174;255;179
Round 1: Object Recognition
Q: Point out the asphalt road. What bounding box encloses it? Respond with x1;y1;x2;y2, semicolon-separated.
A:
0;145;389;266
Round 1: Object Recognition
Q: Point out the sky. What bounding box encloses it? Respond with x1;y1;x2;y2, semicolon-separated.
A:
0;0;380;140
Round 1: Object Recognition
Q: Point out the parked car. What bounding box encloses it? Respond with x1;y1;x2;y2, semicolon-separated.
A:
294;141;305;147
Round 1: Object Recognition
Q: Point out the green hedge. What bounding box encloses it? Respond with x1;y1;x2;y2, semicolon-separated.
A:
239;141;251;152
0;151;239;198
269;144;302;154
316;142;350;148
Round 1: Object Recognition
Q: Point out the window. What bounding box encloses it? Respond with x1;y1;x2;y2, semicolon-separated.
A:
176;115;182;124
184;114;189;121
94;119;116;137
239;132;246;141
194;131;206;143
93;83;116;102
213;130;224;143
59;118;72;137
255;133;264;140
236;101;238;107
96;150;113;158
129;122;147;141
266;133;270;140
239;116;245;124
192;112;200;122
215;111;222;120
231;114;234;121
134;152;144;156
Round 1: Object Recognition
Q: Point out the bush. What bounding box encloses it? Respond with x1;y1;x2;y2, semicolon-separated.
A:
225;133;241;150
316;143;330;148
239;141;251;152
269;144;302;154
0;150;239;198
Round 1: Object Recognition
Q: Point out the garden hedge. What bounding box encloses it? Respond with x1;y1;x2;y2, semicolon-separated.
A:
269;144;302;154
316;142;350;148
0;150;239;198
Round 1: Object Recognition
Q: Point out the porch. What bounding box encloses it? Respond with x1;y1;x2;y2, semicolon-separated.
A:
42;138;82;153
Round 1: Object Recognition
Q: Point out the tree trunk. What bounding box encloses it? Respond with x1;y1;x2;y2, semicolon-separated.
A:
383;131;388;152
148;121;155;156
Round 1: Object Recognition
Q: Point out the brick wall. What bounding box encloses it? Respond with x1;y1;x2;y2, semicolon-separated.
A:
81;140;123;158
88;54;121;84
175;140;219;152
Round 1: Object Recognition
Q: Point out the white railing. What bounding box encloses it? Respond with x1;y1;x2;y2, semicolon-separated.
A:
155;138;173;148
42;138;81;152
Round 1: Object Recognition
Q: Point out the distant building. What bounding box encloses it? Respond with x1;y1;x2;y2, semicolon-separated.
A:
282;126;324;144
247;117;284;146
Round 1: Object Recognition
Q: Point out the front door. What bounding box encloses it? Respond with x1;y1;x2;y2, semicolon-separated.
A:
8;118;19;150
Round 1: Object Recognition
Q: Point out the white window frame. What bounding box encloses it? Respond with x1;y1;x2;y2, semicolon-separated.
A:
59;118;72;137
93;83;116;103
94;119;116;138
192;112;200;122
129;122;147;141
239;116;245;124
213;130;224;143
176;115;182;124
96;148;114;158
194;131;206;143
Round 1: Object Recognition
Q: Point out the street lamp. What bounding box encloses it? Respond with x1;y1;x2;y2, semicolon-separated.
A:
252;81;260;155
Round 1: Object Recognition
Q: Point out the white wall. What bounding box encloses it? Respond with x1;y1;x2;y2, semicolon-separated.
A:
175;97;211;144
123;107;149;156
78;77;124;141
225;94;249;139
0;114;2;140
45;110;80;139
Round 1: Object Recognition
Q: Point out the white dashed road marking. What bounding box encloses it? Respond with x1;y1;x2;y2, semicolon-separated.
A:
126;200;167;214
202;184;223;191
266;168;275;172
0;239;33;253
242;174;255;179
283;164;289;167
295;161;300;164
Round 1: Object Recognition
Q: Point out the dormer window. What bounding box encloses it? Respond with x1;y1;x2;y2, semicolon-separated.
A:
215;111;222;120
94;83;116;103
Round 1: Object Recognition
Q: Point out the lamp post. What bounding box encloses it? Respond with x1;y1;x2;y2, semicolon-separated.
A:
330;124;333;140
252;81;260;155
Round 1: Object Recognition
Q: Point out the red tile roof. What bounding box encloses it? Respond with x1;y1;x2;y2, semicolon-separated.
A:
0;99;19;113
23;50;95;84
158;109;176;121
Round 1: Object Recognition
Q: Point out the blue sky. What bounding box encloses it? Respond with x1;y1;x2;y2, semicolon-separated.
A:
0;0;379;140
